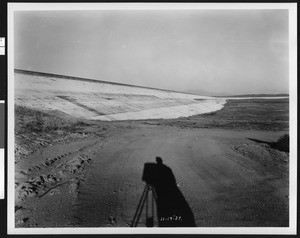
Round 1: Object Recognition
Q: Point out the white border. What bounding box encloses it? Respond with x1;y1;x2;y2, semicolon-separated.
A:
0;148;3;199
7;3;297;235
6;2;299;10
288;3;298;236
0;101;4;200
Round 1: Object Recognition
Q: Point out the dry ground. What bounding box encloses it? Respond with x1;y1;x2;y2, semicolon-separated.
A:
14;99;289;227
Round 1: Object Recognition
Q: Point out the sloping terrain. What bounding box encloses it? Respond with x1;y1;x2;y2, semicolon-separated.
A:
15;70;225;121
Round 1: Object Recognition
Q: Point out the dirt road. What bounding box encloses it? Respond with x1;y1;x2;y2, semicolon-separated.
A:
71;125;288;227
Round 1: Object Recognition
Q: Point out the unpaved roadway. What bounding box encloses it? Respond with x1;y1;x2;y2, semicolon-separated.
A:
15;125;289;227
74;125;289;227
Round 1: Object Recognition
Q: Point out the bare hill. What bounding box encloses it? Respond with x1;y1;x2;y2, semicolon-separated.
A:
15;69;226;121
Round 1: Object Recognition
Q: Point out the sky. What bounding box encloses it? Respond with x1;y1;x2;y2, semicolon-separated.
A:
14;9;289;95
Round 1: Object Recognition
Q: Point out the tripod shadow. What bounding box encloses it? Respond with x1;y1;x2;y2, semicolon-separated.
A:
134;157;196;227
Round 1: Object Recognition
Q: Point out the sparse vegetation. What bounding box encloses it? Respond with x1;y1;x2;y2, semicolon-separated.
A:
150;99;289;131
273;134;289;153
15;105;89;134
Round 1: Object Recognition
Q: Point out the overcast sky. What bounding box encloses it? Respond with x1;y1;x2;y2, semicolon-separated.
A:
14;9;289;95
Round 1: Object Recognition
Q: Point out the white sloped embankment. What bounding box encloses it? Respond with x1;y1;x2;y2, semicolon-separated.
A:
91;100;225;121
15;71;226;121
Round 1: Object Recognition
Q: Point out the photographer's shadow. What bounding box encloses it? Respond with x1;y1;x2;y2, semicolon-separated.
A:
141;157;196;227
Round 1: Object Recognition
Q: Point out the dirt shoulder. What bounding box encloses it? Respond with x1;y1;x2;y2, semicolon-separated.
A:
14;106;136;227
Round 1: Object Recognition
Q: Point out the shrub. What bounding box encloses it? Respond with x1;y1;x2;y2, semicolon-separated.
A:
273;134;289;152
15;105;83;133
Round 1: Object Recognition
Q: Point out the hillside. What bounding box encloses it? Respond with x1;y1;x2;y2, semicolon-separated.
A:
14;70;226;121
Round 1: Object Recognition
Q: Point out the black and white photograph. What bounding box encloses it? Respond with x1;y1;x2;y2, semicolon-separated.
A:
6;2;297;235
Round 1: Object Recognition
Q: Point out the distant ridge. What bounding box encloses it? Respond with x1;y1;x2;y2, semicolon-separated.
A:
14;69;198;96
216;93;289;98
184;89;231;97
185;89;289;97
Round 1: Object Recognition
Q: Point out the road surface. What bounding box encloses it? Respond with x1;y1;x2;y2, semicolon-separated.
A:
73;125;289;227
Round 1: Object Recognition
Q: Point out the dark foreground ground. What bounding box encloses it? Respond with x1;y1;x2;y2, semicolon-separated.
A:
14;99;289;227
